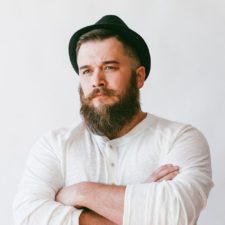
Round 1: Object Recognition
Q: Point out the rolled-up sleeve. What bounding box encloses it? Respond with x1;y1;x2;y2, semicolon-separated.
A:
13;132;83;225
123;126;213;225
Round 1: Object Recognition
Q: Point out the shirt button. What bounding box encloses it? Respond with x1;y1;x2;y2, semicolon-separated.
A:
110;162;115;167
109;144;113;149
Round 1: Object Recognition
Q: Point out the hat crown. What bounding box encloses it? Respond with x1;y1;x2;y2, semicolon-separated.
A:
95;15;128;28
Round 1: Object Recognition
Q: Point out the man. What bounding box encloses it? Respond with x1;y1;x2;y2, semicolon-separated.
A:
13;15;213;225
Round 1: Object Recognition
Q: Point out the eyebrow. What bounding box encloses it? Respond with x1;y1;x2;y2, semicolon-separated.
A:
79;60;120;70
102;60;120;65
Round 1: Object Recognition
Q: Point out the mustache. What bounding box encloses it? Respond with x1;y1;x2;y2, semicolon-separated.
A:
86;87;117;100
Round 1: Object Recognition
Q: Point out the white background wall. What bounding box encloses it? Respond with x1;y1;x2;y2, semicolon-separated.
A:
1;0;224;224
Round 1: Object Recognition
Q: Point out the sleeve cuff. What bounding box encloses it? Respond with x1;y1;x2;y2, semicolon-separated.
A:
71;208;84;225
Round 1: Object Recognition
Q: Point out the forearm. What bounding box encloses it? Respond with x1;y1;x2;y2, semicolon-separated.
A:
79;182;125;225
56;165;180;224
79;209;118;225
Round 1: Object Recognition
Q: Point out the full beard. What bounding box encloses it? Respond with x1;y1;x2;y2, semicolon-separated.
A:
79;72;141;139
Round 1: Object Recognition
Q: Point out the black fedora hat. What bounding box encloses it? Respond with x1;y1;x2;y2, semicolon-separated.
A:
69;15;151;80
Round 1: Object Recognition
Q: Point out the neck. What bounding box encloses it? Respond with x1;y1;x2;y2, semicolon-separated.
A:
107;110;147;140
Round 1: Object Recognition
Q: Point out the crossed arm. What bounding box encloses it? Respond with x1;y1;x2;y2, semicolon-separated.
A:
56;164;179;225
13;127;213;225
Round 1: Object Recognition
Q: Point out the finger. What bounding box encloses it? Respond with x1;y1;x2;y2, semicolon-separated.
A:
153;165;179;181
157;171;179;182
150;165;179;182
153;164;173;174
152;164;178;176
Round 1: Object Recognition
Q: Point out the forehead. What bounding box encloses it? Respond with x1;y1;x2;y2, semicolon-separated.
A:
77;37;130;66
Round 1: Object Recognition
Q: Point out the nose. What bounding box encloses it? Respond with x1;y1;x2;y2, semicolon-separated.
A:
92;70;106;88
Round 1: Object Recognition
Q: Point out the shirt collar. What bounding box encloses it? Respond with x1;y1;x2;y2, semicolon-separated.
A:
92;113;152;147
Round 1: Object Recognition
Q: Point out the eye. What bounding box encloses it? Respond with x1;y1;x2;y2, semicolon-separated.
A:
104;65;117;71
81;69;91;75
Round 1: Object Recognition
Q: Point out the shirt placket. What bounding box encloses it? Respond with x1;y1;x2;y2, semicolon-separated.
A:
105;142;117;185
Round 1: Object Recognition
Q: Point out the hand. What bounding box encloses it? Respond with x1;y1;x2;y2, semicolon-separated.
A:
55;182;88;208
56;182;125;224
145;164;179;183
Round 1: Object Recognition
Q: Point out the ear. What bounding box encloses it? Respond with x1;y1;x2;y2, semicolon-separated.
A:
136;66;146;89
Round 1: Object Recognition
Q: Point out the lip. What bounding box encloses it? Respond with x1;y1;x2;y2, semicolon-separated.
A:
92;94;111;101
94;93;108;97
94;94;108;98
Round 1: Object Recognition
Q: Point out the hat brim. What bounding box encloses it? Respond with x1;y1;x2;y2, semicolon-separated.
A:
69;23;151;80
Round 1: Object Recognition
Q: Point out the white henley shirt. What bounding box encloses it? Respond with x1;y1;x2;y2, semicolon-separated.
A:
13;114;213;225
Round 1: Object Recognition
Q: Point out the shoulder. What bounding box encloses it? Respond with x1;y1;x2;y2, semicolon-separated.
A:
30;122;89;159
146;114;209;153
147;114;205;139
46;123;86;143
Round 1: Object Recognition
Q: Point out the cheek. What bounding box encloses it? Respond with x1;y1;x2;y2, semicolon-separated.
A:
80;80;92;97
110;79;129;94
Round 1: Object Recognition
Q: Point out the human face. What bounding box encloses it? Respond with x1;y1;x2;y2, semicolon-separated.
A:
79;70;140;138
77;37;136;109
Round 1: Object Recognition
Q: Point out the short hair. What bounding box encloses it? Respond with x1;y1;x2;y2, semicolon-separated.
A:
76;29;141;68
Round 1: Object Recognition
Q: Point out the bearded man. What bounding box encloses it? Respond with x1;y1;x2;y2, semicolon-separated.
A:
13;15;213;225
